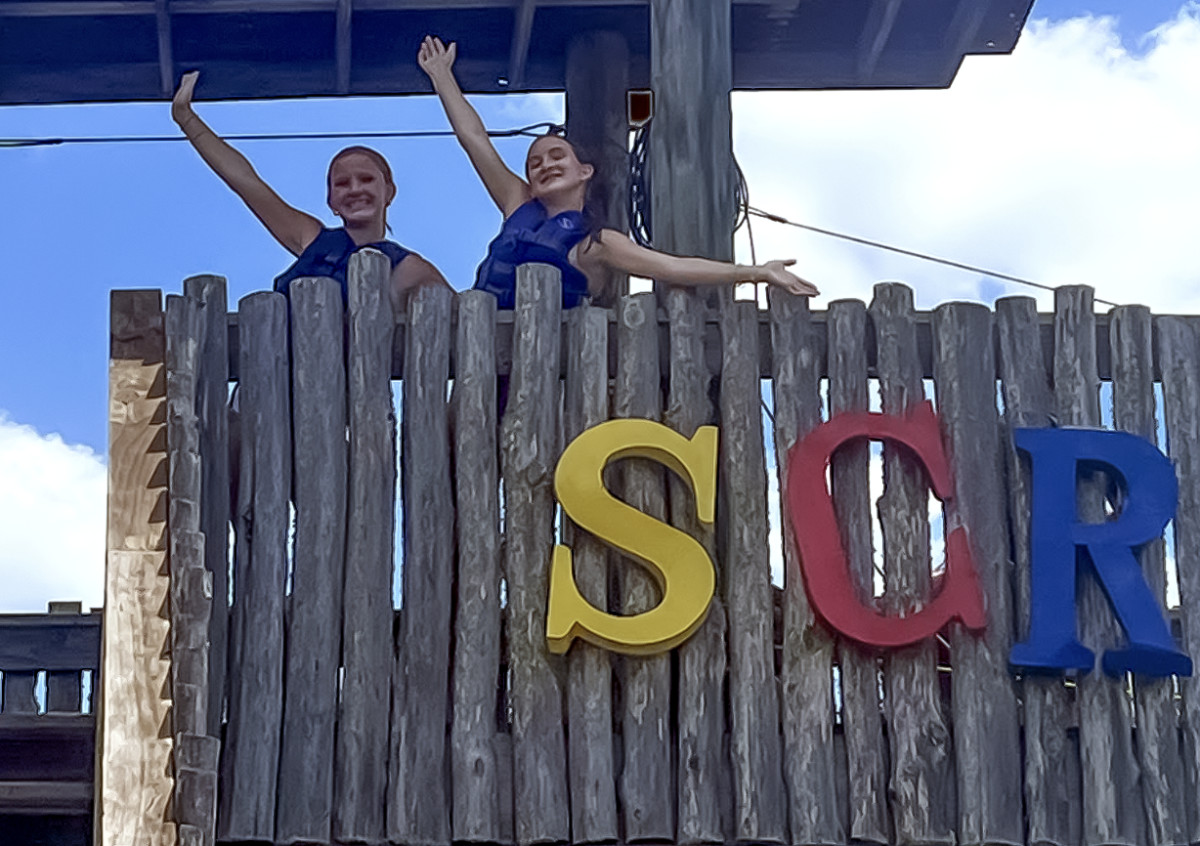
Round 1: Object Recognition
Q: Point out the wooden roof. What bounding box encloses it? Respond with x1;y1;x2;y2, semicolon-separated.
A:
1;0;1036;106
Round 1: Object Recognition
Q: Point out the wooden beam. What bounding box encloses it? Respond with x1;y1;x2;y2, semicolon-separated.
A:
0;781;94;815
96;289;175;846
155;0;173;97
506;0;537;89
940;0;992;83
336;0;352;94
858;0;902;81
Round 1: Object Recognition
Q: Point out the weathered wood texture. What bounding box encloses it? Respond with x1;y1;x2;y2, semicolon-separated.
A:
768;289;843;846
502;264;570;845
1054;287;1144;846
390;283;456;845
932;301;1023;846
826;299;889;845
563;305;619;845
870;283;955;846
996;296;1079;846
98;289;174;846
276;277;347;845
451;291;506;844
336;250;397;844
219;290;290;843
614;292;675;842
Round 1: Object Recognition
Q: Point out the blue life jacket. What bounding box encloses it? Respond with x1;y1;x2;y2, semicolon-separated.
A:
274;228;410;300
474;200;591;309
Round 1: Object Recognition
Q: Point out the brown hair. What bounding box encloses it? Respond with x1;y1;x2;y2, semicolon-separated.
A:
327;146;396;231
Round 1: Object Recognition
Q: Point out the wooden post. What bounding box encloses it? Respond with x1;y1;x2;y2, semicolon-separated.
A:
566;30;630;304
219;290;290;843
996;295;1079;846
1054;287;1144;846
667;288;728;845
768;288;844;845
826;299;889;845
931;301;1023;846
336;250;397;844
390;283;455;845
276;277;347;845
869;283;955;845
502;263;570;845
1110;305;1188;846
451;291;505;843
563;304;618;845
97;289;174;846
649;0;734;264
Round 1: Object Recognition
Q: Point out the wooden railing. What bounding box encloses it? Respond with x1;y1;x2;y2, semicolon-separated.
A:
0;601;99;845
101;253;1200;846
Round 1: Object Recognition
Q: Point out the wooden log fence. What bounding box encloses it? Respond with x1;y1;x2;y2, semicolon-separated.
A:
105;260;1200;846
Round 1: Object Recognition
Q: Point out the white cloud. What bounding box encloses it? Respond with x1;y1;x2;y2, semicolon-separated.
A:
0;415;106;613
733;6;1200;313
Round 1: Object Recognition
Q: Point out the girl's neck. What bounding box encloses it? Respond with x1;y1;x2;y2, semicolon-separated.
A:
537;186;587;218
344;219;386;245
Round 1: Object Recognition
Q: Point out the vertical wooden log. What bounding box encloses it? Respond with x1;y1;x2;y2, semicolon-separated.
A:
720;299;786;844
97;289;174;846
565;31;629;304
502;263;570;845
768;289;843;846
826;299;889;845
563;305;619;845
276;277;347;845
1110;304;1188;846
335;250;397;844
995;295;1079;846
931;301;1023;846
181;275;229;743
390;283;455;845
667;289;728;845
166;293;217;846
1155;316;1200;844
219;290;289;843
1054;287;1144;846
612;292;674;841
869;283;955;845
649;0;734;265
451;290;505;843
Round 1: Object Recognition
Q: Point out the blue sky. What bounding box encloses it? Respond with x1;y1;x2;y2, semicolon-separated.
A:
2;0;1199;611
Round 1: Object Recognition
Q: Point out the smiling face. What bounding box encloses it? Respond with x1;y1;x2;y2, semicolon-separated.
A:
327;150;396;230
525;136;594;204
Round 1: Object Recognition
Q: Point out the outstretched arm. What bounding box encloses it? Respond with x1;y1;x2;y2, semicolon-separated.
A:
172;71;321;256
417;36;529;217
389;253;453;314
575;230;819;297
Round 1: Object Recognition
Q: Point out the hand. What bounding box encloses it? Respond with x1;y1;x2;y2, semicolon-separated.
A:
761;259;818;297
418;35;457;82
172;70;199;126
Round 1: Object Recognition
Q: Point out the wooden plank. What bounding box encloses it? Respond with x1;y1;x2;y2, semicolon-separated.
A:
181;275;229;743
930;300;1023;846
502;263;569;845
173;732;219;843
507;0;537;88
767;288;843;846
450;291;505;843
720;298;786;844
666;288;727;845
2;674;37;714
275;277;347;845
562;304;618;845
0;781;94;814
825;298;888;845
1054;287;1143;846
218;290;290;842
336;0;352;93
0;614;101;672
154;0;172;95
869;282;954;845
335;249;397;844
390;283;455;845
1155;316;1200;844
858;0;902;79
1110;304;1188;846
612;292;674;841
97;288;174;846
995;295;1079;846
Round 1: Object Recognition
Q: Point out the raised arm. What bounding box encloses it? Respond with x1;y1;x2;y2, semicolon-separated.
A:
417;36;530;217
576;230;819;297
171;71;321;256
